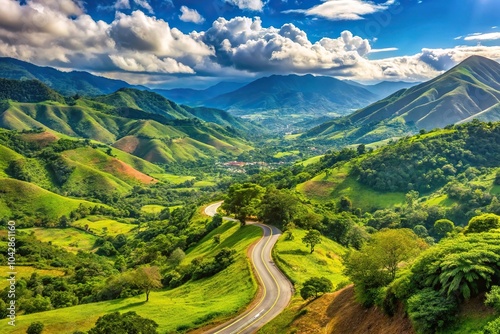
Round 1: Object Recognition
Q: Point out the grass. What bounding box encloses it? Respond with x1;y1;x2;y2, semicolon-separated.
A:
150;173;195;184
0;178;98;220
0;266;65;290
273;228;348;288
140;205;166;214
297;164;405;211
7;221;262;334
72;216;137;236
22;227;97;253
273;150;300;159
296;155;324;167
194;180;217;188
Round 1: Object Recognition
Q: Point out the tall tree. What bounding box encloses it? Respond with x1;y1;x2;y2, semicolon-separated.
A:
302;229;322;253
131;266;163;302
222;183;264;225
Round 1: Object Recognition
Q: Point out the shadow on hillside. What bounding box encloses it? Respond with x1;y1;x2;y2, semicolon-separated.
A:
279;249;309;256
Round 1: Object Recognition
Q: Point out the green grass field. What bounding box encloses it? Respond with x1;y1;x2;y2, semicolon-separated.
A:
0;178;99;220
296;155;324;167
7;221;262;334
150;173;195;184
0;266;65;290
22;227;97;253
273;228;348;288
140;205;166;214
297;164;405;211
71;216;137;236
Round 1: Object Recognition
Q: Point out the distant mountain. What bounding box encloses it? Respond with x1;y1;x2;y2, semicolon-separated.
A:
205;74;378;117
0;57;144;96
364;81;417;98
304;56;500;144
154;81;247;105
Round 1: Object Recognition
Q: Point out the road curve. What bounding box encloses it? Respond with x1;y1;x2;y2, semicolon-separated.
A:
204;201;293;334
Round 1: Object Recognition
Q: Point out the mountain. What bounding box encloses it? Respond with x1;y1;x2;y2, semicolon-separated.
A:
0;57;144;96
154;81;247;105
364;81;417;98
0;81;253;164
304;56;500;143
205;74;378;117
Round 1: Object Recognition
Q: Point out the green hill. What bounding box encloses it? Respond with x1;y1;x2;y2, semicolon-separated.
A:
304;56;500;144
0;78;65;103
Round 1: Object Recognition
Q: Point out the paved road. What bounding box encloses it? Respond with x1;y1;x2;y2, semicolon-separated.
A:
204;201;293;334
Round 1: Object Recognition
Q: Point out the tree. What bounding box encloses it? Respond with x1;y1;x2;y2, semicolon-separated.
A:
88;311;159;334
339;196;352;212
259;187;305;229
222;183;264;225
465;213;500;234
302;229;322;253
132;266;163;302
343;229;425;306
168;248;185;267
433;219;454;238
300;277;333;300
27;322;44;334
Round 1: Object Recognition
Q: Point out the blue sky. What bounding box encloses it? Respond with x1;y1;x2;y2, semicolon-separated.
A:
0;0;499;88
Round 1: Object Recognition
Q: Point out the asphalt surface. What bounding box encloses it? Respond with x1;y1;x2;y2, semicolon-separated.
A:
204;201;293;334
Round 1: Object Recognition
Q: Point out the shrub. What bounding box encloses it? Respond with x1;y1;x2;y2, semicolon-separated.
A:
407;288;458;334
27;321;44;334
486;286;500;312
484;317;500;334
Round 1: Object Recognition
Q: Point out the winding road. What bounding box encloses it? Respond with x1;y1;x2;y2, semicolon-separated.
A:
204;201;293;334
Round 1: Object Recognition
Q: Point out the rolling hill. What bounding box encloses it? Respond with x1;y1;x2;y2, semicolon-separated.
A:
0;81;254;163
304;56;500;144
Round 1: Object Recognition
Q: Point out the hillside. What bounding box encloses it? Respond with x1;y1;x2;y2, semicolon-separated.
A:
0;88;253;163
0;57;143;96
305;56;500;144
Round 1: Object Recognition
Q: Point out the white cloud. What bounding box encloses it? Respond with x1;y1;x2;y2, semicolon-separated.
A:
369;47;398;53
283;0;395;20
114;0;130;10
464;32;500;41
225;0;265;11
179;6;205;24
201;17;371;73
133;0;154;14
109;53;195;73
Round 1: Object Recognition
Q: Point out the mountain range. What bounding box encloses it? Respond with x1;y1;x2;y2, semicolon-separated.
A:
0;79;255;164
0;57;144;96
304;55;500;144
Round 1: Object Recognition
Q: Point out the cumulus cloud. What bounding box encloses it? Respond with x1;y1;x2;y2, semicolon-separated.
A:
283;0;395;20
201;17;371;73
109;11;212;63
464;32;500;41
179;6;205;24
225;0;265;11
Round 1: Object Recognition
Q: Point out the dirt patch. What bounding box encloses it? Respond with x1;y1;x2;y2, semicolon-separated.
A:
20;131;58;147
113;136;140;153
290;286;414;334
302;181;335;198
105;158;157;184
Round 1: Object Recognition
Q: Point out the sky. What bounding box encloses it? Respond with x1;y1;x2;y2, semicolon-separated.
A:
0;0;499;88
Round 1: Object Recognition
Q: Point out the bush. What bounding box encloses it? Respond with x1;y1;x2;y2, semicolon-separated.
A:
465;214;500;234
27;321;44;334
407;288;458;334
486;286;500;312
484;317;500;334
300;277;333;300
